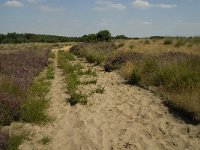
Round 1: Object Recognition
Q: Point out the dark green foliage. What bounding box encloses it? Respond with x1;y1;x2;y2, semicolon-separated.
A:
96;30;111;42
114;35;129;39
80;30;112;42
68;93;87;106
163;39;173;45
0;32;80;44
81;34;97;42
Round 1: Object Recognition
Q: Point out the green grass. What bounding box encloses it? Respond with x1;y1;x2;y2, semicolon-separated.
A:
46;62;55;80
68;93;87;106
66;73;80;94
95;86;105;94
21;96;50;124
49;52;55;59
128;68;141;85
83;69;97;77
58;50;75;61
58;50;87;106
41;136;51;145
7;132;28;150
20;60;54;124
81;79;97;85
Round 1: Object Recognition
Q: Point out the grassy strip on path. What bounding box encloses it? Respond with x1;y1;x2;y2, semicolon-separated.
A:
58;50;98;106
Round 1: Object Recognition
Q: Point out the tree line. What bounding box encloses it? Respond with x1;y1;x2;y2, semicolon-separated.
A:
0;30;129;44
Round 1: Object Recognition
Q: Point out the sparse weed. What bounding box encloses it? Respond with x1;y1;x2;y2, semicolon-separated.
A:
82;69;97;77
49;52;55;59
95;86;105;94
68;93;87;106
7;132;29;150
41;136;51;145
81;79;97;85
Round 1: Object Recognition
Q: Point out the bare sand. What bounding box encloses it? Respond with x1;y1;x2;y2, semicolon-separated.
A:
16;46;200;150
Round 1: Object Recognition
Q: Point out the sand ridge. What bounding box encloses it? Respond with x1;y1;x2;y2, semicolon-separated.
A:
18;46;200;150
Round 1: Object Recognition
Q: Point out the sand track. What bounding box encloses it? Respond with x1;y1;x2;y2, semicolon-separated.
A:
19;46;200;150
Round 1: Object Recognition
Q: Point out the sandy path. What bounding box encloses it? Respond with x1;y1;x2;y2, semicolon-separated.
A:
19;46;200;150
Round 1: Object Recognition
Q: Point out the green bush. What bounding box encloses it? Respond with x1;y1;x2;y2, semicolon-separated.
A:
163;39;173;45
128;68;141;85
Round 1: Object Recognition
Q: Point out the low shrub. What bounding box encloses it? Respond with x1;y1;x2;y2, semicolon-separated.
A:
0;92;21;126
0;49;50;125
163;39;173;45
68;93;87;106
104;52;143;72
128;67;141;85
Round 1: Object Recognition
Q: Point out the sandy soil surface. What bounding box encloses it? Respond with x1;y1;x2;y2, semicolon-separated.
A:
16;46;200;150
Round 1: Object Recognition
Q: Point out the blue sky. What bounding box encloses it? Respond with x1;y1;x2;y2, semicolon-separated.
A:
0;0;200;37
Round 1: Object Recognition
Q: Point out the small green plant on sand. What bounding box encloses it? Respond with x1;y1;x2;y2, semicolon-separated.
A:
41;136;51;145
95;86;105;94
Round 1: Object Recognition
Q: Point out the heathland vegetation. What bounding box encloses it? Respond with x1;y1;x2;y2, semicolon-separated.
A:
0;30;200;149
0;44;55;149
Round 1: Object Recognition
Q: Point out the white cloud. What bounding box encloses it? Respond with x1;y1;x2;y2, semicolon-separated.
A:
141;21;152;25
160;4;176;9
39;5;65;12
4;0;24;7
132;0;150;9
93;0;126;11
132;0;176;9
